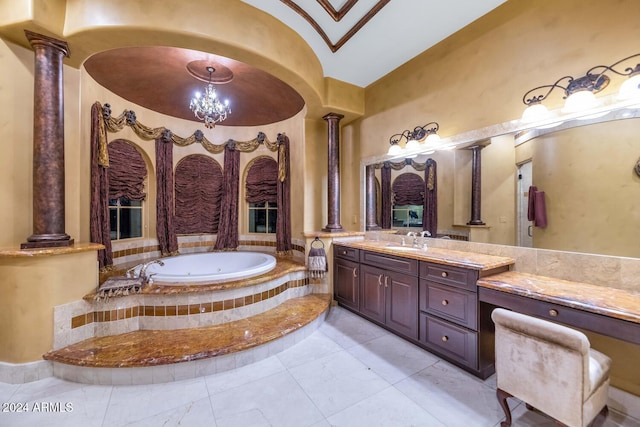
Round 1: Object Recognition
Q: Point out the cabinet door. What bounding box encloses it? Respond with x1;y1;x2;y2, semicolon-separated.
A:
386;270;419;340
360;264;386;324
334;258;359;311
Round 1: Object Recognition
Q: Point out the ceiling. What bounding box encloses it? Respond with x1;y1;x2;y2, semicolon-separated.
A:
84;0;507;127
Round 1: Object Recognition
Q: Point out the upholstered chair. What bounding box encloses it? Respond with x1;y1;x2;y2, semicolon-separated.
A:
491;308;611;427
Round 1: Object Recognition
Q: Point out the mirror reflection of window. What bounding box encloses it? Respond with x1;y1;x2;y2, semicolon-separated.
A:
391;172;425;230
392;205;423;228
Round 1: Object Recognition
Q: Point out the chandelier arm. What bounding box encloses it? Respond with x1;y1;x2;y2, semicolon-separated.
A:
521;75;572;105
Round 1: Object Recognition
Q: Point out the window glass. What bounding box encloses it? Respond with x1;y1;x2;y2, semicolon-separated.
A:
249;201;277;233
109;196;143;240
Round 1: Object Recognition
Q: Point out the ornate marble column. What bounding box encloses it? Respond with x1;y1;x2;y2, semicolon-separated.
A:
322;112;344;232
467;144;486;226
365;164;381;230
21;31;74;249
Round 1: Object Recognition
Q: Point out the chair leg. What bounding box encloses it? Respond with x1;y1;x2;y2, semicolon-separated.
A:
590;405;609;427
497;388;513;427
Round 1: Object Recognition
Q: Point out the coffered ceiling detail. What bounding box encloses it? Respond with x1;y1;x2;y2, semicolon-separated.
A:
280;0;390;52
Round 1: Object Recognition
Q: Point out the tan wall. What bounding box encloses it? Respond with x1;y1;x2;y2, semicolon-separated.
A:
518;119;640;258
346;0;640;242
0;40;34;248
0;251;98;363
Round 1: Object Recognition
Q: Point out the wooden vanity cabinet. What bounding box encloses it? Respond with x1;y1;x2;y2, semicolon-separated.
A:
333;245;419;340
332;243;509;379
333;246;360;311
418;262;508;378
360;263;419;340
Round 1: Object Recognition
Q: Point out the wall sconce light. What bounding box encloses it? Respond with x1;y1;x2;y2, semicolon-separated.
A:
388;122;440;156
521;53;640;124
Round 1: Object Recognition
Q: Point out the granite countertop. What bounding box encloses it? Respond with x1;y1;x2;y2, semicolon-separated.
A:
478;271;640;324
334;240;514;271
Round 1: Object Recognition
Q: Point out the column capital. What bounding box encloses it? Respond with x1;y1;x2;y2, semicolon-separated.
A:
24;30;70;57
322;112;344;122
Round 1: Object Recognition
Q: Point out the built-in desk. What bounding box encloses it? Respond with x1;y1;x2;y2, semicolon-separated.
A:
478;271;640;345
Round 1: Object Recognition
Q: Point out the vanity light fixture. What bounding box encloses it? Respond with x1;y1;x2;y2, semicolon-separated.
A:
387;122;440;156
521;53;640;123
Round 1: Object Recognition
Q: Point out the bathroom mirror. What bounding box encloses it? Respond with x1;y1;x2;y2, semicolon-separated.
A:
361;103;640;259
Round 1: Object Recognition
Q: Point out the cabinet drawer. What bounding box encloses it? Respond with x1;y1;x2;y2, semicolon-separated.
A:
420;262;478;291
420;281;477;330
361;250;418;276
420;314;478;370
333;245;359;262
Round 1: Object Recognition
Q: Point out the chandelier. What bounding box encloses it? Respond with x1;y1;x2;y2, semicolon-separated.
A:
189;66;231;128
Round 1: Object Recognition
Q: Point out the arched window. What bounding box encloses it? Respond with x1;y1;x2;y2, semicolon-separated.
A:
245;157;278;233
392;172;424;228
107;139;147;240
174;155;223;234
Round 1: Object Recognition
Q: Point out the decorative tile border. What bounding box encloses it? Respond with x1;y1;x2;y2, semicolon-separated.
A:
54;267;310;349
70;277;308;329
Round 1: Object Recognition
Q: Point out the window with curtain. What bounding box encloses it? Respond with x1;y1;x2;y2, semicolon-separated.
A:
107;139;147;240
245;157;278;233
174;155;223;234
392;172;424;228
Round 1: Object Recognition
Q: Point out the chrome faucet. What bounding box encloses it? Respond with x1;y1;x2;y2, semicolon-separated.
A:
406;231;419;247
420;230;431;237
138;259;165;283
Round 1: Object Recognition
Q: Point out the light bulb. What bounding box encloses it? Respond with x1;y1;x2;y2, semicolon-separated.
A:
521;103;550;123
425;133;441;144
618;74;640;101
405;139;421;152
388;144;403;156
562;90;599;114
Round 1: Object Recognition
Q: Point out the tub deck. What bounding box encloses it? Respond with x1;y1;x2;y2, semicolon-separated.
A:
44;294;331;384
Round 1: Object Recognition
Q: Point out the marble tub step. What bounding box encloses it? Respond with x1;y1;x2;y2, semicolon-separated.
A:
44;294;331;382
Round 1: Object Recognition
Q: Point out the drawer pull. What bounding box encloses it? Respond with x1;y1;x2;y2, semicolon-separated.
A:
378;274;383;286
342;250;347;255
441;335;449;342
441;299;449;306
384;276;389;288
441;272;448;278
352;267;358;278
549;309;558;317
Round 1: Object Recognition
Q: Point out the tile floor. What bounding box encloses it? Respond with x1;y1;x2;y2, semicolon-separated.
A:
1;306;638;427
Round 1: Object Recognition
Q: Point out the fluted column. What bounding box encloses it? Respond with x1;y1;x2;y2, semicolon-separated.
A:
365;165;381;230
322;112;344;232
21;31;74;249
467;145;486;226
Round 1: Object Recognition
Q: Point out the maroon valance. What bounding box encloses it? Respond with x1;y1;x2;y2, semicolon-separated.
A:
107;139;147;201
393;172;424;206
175;155;223;234
246;157;278;204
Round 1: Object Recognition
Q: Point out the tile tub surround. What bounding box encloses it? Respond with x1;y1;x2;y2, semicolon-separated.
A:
109;235;306;270
44;294;331;385
53;257;309;350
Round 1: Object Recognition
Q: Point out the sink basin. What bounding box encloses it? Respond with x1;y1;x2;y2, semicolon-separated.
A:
385;245;419;251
